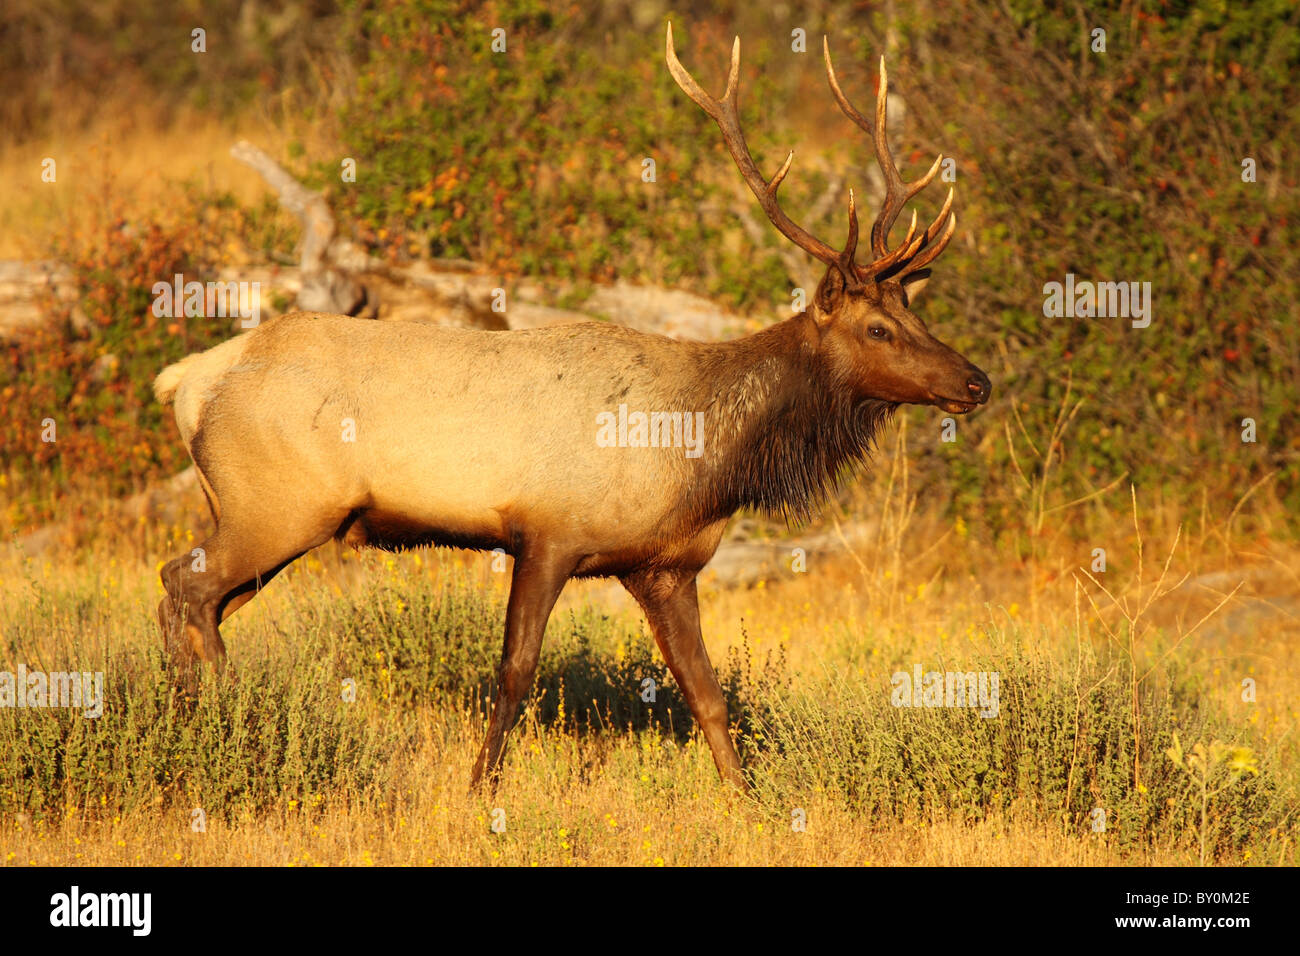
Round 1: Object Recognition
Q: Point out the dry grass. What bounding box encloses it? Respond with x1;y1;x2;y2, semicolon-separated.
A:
0;96;337;259
4;714;1203;868
1;469;1296;868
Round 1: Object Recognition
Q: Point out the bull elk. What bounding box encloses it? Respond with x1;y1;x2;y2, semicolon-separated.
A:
153;25;990;791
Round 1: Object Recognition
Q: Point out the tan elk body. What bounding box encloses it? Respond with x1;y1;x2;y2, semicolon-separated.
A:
154;27;990;789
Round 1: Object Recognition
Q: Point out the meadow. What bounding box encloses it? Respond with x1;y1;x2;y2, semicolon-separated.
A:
2;441;1295;866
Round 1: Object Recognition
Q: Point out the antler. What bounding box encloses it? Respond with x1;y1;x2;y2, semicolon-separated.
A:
666;24;956;288
822;39;956;281
666;23;862;287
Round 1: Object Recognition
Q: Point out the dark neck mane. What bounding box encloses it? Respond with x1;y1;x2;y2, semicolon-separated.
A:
694;317;896;524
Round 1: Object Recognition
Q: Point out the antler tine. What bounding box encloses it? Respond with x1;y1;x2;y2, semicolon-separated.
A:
843;188;859;264
897;211;956;276
861;183;954;280
917;185;954;247
867;55;926;260
856;210;924;278
823;36;874;136
665;23;736;113
667;23;859;282
823;40;956;281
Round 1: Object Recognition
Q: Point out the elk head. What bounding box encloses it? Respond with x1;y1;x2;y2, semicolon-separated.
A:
666;25;991;415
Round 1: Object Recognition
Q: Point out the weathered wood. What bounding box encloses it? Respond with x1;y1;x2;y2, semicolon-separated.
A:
0;260;74;336
230;140;367;315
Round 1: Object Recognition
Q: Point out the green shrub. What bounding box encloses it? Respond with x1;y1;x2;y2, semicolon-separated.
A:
746;634;1290;860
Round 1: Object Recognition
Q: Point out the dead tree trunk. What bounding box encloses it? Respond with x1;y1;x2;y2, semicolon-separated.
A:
230;140;368;316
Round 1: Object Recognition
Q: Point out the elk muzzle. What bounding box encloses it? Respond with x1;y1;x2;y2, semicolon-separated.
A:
935;365;991;414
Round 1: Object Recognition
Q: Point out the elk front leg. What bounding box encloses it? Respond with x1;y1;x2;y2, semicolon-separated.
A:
470;545;574;790
621;569;747;790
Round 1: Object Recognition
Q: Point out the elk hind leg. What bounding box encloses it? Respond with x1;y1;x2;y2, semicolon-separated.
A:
158;513;339;678
621;569;747;790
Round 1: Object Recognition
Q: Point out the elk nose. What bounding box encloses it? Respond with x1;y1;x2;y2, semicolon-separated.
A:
966;369;992;404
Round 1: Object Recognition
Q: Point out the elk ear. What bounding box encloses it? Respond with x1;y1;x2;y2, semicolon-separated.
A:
813;265;849;323
899;270;931;306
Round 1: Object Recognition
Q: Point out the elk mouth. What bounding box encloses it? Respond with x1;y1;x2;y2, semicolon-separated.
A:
936;398;978;414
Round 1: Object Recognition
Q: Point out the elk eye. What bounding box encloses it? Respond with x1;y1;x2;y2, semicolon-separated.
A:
868;325;890;340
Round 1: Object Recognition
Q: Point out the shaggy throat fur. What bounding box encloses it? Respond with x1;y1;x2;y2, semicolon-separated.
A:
696;357;897;525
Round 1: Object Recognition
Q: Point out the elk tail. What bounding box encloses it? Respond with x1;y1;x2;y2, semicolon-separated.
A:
154;332;255;445
153;354;203;405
